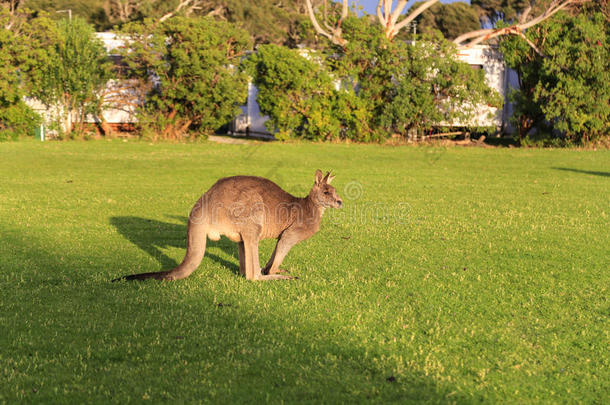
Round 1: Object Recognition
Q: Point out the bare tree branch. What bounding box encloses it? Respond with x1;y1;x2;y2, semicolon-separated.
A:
206;5;225;18
453;0;588;51
340;0;349;22
304;0;347;46
376;1;385;26
375;0;439;39
108;0;140;23
389;1;411;29
305;0;333;41
393;0;438;34
1;0;25;29
519;0;579;30
159;0;198;23
309;0;588;55
322;0;334;32
0;0;22;14
519;0;535;24
514;29;544;55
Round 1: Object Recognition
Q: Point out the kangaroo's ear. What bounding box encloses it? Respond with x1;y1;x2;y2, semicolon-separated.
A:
324;172;336;184
314;169;324;185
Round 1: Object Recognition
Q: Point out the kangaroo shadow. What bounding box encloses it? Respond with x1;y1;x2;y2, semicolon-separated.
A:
553;167;610;177
110;216;240;275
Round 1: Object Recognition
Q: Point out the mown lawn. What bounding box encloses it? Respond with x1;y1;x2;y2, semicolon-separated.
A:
0;139;608;403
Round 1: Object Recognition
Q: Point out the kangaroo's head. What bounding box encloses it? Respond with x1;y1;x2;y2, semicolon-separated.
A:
311;169;343;208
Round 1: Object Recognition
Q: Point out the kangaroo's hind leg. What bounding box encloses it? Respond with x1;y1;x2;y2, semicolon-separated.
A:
237;241;246;277
240;226;264;280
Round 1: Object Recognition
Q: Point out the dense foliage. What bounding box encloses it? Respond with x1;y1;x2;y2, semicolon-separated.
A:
119;17;251;139
23;16;112;138
415;1;481;40
0;9;40;140
379;37;501;135
335;18;501;139
2;1;606;144
500;10;609;144
18;0;315;45
247;17;501;141
471;0;531;25
244;44;368;141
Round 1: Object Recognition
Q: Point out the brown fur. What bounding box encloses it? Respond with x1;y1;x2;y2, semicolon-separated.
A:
113;170;342;281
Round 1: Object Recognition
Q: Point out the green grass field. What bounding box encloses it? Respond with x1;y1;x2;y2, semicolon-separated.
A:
0;140;608;403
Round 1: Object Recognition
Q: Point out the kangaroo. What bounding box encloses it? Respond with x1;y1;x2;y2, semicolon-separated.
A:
113;170;342;281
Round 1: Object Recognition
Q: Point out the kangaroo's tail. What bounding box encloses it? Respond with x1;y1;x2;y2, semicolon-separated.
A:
112;213;207;282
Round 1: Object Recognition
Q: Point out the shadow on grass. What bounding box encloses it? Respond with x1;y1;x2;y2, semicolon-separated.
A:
110;216;240;275
553;167;610;178
0;223;464;403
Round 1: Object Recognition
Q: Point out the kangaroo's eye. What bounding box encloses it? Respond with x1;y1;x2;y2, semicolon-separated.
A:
324;191;331;195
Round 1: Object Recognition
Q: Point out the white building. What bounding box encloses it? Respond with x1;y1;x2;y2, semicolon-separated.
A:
453;45;515;132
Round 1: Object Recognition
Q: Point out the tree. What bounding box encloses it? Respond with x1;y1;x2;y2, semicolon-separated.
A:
16;1;318;45
244;44;369;141
0;10;23;110
379;33;501;134
453;0;588;51
0;8;40;140
189;0;316;46
499;10;609;143
471;0;530;26
415;1;480;40
0;0;23;20
304;0;349;45
118;17;251;139
23;0;110;27
333;18;501;138
306;0;589;53
23;16;112;137
247;16;500;141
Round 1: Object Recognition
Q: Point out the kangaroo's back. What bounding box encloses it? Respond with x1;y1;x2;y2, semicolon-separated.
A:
205;175;296;208
200;176;300;240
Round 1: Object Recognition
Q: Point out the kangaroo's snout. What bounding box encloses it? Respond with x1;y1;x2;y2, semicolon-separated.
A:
336;199;343;208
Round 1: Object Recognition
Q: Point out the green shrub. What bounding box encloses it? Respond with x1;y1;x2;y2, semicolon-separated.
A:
500;11;610;144
119;17;251;139
244;44;368;141
247;17;500;142
23;16;112;139
379;35;501;135
0;10;41;140
333;18;501;139
0;103;41;141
